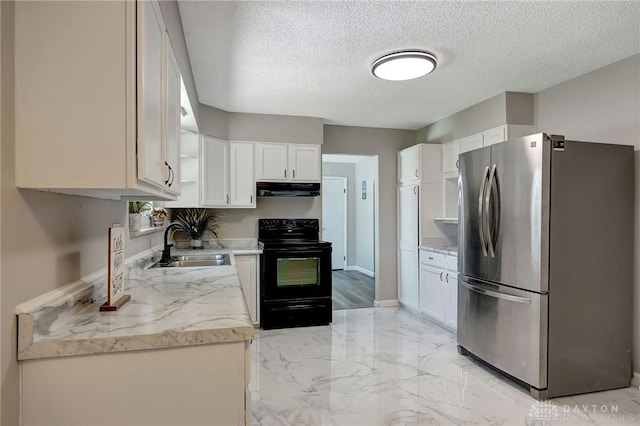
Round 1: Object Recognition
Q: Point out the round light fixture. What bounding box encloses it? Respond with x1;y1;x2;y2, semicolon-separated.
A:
371;50;437;81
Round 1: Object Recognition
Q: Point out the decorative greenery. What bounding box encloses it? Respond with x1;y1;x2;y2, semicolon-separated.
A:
128;201;151;214
174;208;221;240
152;207;168;219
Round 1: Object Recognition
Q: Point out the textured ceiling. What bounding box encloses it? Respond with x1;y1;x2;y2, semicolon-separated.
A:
178;1;640;130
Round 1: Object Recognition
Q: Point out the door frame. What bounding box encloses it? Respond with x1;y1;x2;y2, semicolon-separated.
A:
322;176;347;270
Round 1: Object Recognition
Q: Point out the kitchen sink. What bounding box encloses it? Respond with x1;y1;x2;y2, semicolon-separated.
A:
150;254;231;268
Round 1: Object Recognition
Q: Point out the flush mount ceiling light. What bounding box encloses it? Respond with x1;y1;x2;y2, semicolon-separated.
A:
371;50;437;81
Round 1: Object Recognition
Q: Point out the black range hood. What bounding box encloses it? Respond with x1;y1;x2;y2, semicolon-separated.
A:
256;182;320;197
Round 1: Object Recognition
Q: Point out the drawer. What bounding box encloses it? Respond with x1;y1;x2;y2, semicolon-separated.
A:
420;250;444;268
445;255;458;272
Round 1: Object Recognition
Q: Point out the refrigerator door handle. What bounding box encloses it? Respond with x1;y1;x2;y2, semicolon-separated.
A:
485;164;498;257
460;279;532;305
478;166;490;256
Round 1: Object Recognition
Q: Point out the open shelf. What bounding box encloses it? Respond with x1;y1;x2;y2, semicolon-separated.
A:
433;217;458;225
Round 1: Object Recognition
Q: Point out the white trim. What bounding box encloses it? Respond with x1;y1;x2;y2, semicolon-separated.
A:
374;299;399;307
345;265;375;278
631;372;640;387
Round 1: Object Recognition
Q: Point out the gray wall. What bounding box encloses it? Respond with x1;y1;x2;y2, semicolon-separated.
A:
0;2;172;423
417;92;533;144
323;125;417;302
532;53;640;375
322;162;357;266
355;157;377;274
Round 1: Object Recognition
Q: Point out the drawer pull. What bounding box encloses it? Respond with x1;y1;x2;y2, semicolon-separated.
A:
428;256;434;260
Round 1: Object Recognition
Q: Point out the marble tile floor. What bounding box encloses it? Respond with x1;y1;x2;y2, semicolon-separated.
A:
250;307;640;426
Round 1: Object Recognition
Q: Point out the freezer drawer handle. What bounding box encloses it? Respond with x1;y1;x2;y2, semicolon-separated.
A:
460;280;531;304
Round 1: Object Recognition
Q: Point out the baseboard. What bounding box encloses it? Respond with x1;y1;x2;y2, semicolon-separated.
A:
632;372;640;387
345;265;375;277
374;299;399;307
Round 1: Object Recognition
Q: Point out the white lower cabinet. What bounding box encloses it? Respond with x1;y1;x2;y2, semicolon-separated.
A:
419;249;458;332
235;254;260;325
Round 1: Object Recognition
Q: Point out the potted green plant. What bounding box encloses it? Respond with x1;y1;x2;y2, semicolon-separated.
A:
128;201;151;233
174;208;221;248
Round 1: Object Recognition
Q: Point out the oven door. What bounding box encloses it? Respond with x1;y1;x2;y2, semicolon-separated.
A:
261;247;332;301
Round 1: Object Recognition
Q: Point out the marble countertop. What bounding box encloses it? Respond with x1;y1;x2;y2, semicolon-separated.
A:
17;247;257;361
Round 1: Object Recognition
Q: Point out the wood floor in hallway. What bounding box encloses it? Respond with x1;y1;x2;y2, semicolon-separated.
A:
331;270;375;310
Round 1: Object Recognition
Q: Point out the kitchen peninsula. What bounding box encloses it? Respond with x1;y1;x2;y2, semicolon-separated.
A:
16;248;256;426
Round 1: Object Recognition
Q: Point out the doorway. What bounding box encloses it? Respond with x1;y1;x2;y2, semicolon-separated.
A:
322;154;378;311
322;176;347;270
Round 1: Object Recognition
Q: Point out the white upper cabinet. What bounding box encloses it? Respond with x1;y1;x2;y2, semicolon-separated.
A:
256;143;289;181
482;126;507;147
229;142;256;208
201;138;256;209
289;144;321;181
163;33;181;195
201;136;229;207
398;145;421;183
14;1;181;201
256;143;321;182
459;133;484;154
442;141;461;176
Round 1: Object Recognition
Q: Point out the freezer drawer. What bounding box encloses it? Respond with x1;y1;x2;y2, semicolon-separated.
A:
457;275;548;389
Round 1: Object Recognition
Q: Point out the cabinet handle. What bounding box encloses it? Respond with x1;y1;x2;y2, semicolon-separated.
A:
456;159;460;169
415;169;419;177
164;161;171;185
440;272;443;281
250;195;253;204
226;194;229;204
413;186;417;195
428;256;434;260
293;169;296;179
168;165;175;187
284;169;287;178
445;273;449;283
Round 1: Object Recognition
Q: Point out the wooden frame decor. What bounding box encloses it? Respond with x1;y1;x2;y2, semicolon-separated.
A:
100;226;130;312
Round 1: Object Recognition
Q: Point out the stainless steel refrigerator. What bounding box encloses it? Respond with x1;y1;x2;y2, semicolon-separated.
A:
457;133;633;400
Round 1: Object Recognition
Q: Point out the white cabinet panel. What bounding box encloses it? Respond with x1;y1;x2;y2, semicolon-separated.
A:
229;142;256;207
398;184;419;312
256;143;288;181
236;255;259;324
201;136;229;207
445;270;458;330
398;144;421;183
442;141;460;175
137;0;165;189
459;133;483;154
483;125;507;146
420;264;445;323
289;144;321;182
163;33;181;195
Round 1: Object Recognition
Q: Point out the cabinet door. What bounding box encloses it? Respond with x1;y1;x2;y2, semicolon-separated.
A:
459;134;483;154
442;140;461;175
235;255;258;324
398;185;419;312
229;142;256;208
137;1;166;189
201;136;229;207
163;33;181;195
420;264;445;323
445;271;458;331
256;143;288;181
289;144;321;182
483;126;506;147
398;145;420;183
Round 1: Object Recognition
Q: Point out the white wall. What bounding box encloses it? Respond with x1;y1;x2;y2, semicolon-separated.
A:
354;157;377;275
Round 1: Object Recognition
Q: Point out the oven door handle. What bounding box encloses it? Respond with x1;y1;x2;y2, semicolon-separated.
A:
285;258;315;261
